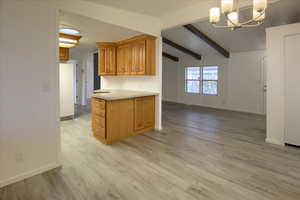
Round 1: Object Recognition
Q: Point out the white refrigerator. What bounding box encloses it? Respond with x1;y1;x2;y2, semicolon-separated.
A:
59;63;75;119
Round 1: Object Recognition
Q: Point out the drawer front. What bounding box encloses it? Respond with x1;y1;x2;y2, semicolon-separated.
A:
92;98;106;114
92;116;106;138
93;108;106;118
93;116;106;128
93;126;106;139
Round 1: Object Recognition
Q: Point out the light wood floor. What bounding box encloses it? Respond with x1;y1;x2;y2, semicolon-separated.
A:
1;102;300;200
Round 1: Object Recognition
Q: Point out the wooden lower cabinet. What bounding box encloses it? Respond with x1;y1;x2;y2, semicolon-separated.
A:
134;96;155;131
91;99;106;140
106;99;134;143
92;96;155;144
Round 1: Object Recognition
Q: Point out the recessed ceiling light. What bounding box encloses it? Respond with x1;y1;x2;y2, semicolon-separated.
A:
59;28;80;35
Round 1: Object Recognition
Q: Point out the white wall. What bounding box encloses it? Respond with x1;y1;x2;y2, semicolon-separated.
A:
0;0;60;187
162;50;266;115
101;38;163;130
162;58;179;102
266;22;300;145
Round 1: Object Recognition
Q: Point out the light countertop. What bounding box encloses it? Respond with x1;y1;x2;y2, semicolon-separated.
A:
92;89;159;101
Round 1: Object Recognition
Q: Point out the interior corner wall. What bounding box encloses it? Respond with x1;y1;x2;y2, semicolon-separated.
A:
0;0;60;187
162;50;266;115
266;22;300;145
101;37;163;130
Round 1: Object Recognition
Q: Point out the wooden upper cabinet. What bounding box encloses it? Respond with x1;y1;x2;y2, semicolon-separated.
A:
98;43;117;76
117;44;132;75
97;34;156;76
131;40;146;75
59;47;69;62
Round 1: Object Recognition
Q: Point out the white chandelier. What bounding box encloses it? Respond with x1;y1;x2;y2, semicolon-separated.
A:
209;0;267;30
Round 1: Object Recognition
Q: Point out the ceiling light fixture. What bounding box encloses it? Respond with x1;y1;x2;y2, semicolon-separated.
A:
59;33;82;48
209;0;267;30
59;43;77;48
59;28;80;35
59;37;78;44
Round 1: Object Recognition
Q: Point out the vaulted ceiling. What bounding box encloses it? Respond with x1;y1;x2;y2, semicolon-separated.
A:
82;0;206;17
162;0;300;58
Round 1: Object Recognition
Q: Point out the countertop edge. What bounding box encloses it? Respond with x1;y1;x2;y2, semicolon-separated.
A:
92;90;159;101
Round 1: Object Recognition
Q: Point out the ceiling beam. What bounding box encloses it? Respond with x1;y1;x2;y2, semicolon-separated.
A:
162;37;202;60
162;52;179;62
183;24;230;58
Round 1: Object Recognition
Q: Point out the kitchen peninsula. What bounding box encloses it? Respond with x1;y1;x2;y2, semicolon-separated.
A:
92;90;157;144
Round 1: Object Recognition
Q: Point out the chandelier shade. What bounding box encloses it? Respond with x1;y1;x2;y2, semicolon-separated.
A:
209;0;267;30
221;0;234;13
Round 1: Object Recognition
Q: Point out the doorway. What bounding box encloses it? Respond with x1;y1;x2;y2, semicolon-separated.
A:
94;52;100;90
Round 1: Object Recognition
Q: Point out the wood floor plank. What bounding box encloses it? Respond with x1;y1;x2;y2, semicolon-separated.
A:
1;102;300;200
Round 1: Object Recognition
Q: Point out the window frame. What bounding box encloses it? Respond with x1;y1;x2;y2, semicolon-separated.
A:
185;66;201;94
184;66;219;96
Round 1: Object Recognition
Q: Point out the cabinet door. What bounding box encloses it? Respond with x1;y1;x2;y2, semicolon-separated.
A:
131;40;146;75
117;46;124;75
107;47;116;74
99;48;106;75
143;96;155;128
59;47;69;62
134;96;155;131
98;47;116;76
134;97;145;131
117;44;131;75
106;99;134;142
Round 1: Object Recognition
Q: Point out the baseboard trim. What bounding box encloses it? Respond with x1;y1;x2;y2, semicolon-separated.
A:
60;115;74;121
0;162;61;188
155;127;163;131
265;138;284;146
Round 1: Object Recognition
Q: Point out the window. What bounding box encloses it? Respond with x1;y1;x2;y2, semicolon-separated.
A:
185;66;219;95
202;66;218;95
185;67;201;93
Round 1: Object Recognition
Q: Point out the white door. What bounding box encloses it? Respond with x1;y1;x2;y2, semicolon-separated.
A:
284;34;300;146
60;63;75;118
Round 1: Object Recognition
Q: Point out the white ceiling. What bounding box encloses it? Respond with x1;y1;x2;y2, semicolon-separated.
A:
162;0;300;58
82;0;206;17
59;11;141;51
